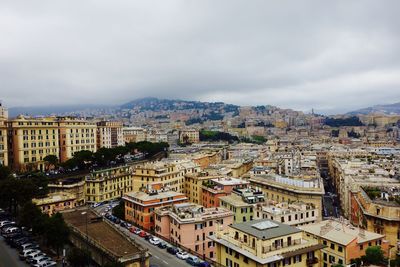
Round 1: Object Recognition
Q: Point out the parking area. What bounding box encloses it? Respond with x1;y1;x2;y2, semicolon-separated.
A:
0;209;58;267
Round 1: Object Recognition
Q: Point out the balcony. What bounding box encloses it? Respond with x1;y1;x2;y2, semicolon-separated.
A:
306;257;318;266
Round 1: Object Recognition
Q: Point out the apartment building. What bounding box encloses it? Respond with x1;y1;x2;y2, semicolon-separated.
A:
255;201;318;227
0;103;8;166
96;121;124;149
184;172;217;204
301;219;388;266
123;188;188;231
210;219;323;267
154;203;233;260
133;160;200;192
123;127;146;143
202;177;249;208
250;174;324;221
7;116;60;171
85;165;134;203
351;186;400;258
58;117;97;162
33;192;77;216
48;177;86;206
219;187;265;223
179;129;199;144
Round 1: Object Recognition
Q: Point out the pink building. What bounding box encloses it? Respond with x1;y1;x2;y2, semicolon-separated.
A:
155;203;233;260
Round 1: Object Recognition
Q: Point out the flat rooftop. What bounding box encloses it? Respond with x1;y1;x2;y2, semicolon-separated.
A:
231;219;301;240
124;190;187;202
62;209;143;258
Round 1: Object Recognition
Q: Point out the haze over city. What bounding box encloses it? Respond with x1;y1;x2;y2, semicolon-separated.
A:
1;0;400;114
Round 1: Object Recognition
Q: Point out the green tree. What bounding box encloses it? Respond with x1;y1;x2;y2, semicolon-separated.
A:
67;247;90;267
112;200;125;220
44;213;70;255
0;165;11;180
43;155;59;170
365;246;384;265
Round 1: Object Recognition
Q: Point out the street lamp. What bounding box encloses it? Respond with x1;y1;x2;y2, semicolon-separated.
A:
81;211;89;267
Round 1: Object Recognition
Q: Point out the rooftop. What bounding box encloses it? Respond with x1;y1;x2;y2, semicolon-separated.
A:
33;192;76;205
123;189;187;203
230;219;301;240
300;219;384;245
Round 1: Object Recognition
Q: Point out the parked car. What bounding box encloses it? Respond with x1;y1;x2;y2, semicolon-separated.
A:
176;251;189;260
26;251;45;262
197;261;211;267
19;242;39;252
138;231;147;238
149;237;160;245
157;242;167;249
144;234;152;241
186;256;200;266
33;260;57;267
19;249;40;260
166;246;179;255
134;228;142;235
30;255;52;266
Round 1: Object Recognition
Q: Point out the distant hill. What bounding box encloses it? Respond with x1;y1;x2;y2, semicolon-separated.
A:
9;104;113;118
120;97;239;113
347;102;400;115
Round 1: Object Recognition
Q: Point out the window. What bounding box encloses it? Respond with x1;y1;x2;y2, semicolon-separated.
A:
330;243;335;250
338;246;343;252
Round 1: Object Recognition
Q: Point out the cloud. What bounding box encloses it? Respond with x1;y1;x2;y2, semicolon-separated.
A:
0;0;400;114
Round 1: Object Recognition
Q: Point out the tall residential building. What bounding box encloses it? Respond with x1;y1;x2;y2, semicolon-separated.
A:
123;187;188;231
301;219;389;266
179;129;199;144
7;116;60;171
85;165;134;203
250;174;324;221
219;187;265;223
0;102;8;166
154;203;233;260
210;219;324;267
58;117;97;162
184;172;218;204
350;186;400;258
202;177;249;208
96;121;124;149
123;127;146;143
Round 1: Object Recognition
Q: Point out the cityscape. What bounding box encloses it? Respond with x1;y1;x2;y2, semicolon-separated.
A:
1;1;400;267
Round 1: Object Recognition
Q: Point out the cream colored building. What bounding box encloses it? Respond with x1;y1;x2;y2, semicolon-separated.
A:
179;129;199;144
250;174;324;221
210;219;324;267
85;165;134;203
133;160;200;192
33;192;77;216
0;103;8;166
48;177;86;206
58;117;97;162
123;127;146;143
96;121;124;148
8;116;60;171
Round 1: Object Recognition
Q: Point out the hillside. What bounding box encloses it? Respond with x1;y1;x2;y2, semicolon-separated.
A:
347;102;400;115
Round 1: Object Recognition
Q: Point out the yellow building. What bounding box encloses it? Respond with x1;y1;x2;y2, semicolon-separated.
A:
85;165;134;203
210;219;324;267
179;129;199;144
33;192;77;216
250;174;324;221
122;127;146;143
96;121;124;149
8;116;60;171
58;117;97;162
301;219;388;266
184;172;219;204
48;177;86;207
0;103;8;166
133;161;199;192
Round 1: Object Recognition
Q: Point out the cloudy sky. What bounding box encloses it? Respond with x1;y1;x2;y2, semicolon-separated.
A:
1;1;400;114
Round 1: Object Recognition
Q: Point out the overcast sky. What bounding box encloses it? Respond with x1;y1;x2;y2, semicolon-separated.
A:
1;1;400;114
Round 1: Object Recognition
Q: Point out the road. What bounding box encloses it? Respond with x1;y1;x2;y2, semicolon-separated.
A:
93;205;192;267
322;175;341;218
0;237;29;267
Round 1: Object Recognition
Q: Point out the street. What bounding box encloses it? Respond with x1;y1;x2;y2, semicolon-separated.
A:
322;175;341;218
0;236;29;267
94;204;193;267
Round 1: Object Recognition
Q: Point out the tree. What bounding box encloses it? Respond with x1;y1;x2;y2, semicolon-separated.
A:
365;246;384;265
43;155;59;170
44;213;70;255
112;200;125;220
67;247;90;267
0;165;11;180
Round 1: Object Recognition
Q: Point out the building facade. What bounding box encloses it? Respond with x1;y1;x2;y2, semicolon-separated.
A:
154;203;233;260
0;103;8;166
96;121;124;149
